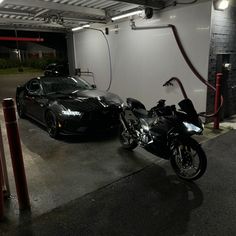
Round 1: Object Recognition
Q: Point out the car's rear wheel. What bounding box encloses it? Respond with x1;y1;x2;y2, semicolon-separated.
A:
16;93;26;118
45;111;60;139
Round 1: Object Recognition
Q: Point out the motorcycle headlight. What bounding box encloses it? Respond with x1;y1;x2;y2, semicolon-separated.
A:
183;122;202;133
120;102;125;108
62;109;82;116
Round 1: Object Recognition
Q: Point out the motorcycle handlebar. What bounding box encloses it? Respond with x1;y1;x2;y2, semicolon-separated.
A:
163;81;173;87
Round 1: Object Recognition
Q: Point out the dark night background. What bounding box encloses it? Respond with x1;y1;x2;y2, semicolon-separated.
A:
0;30;67;60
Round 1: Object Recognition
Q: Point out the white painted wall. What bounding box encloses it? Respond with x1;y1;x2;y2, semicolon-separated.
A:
73;1;212;112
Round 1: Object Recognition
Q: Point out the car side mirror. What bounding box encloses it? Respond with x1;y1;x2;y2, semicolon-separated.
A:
91;84;97;89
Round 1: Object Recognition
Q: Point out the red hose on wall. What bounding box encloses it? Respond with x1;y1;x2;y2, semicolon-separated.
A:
131;21;223;118
169;24;223;118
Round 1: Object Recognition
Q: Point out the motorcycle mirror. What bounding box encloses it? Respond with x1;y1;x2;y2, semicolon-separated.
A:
158;99;166;104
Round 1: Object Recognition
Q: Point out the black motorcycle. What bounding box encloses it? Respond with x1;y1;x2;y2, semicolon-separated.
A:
119;97;207;181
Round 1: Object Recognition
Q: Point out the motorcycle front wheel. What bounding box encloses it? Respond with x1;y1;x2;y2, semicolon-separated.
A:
170;138;207;181
119;125;138;150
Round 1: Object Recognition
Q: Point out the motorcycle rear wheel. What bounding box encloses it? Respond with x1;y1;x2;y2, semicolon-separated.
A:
170;138;207;181
119;126;138;150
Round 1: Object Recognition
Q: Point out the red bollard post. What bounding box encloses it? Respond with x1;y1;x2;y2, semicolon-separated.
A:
214;73;223;129
0;124;10;198
2;98;30;210
0;151;4;220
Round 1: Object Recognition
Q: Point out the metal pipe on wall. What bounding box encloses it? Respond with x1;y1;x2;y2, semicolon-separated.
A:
130;19;223;119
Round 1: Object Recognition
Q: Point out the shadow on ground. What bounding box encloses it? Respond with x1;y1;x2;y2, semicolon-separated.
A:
4;164;204;236
20;115;119;142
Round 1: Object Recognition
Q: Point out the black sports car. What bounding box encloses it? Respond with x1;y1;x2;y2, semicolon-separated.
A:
16;76;124;138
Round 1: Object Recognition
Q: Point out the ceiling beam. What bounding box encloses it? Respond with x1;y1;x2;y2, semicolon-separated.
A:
111;0;164;9
34;9;49;18
0;10;106;24
5;0;106;17
0;25;66;33
0;17;65;28
0;8;33;16
64;17;106;24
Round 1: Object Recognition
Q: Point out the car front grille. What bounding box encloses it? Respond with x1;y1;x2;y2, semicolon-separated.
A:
84;107;120;123
62;99;102;112
62;106;121;133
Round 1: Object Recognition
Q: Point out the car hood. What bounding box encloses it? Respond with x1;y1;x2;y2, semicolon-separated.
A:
77;89;118;99
54;89;123;112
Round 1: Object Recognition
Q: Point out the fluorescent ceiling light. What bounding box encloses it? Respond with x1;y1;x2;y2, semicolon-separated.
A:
111;10;143;21
214;0;229;10
72;26;83;31
83;24;90;28
72;24;90;32
0;0;4;4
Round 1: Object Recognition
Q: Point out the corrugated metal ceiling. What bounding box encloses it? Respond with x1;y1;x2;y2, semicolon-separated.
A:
0;0;140;31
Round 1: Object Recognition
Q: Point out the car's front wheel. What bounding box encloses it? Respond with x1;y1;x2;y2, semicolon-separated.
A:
45;111;60;139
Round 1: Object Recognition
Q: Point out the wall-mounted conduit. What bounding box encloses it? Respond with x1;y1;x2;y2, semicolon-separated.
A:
76;28;112;91
130;19;223;118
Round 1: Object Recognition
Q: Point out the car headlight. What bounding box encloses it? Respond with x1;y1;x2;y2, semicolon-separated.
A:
62;109;82;116
183;122;202;133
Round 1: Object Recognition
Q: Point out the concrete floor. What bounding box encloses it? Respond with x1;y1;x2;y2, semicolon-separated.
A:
221;114;236;129
0;73;236;235
3;130;236;236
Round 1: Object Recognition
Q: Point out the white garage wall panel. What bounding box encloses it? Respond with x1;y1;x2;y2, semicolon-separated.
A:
73;1;212;112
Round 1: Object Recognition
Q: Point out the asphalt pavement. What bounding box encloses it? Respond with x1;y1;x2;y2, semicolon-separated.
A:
2;130;236;236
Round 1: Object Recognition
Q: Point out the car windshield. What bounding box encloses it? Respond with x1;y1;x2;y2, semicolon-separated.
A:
42;76;93;94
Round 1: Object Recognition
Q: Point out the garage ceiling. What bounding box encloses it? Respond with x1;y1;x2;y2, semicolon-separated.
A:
0;0;165;32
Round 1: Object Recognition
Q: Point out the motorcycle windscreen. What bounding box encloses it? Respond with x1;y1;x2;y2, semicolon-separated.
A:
178;99;198;118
